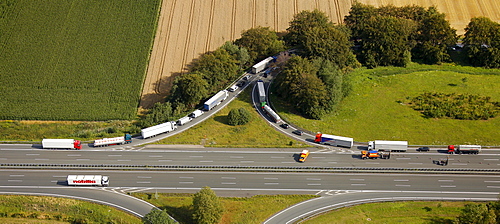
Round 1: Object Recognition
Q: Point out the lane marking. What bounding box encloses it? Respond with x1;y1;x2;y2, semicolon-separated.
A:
230;156;244;159
67;154;81;157
365;162;380;164
264;183;279;185
76;159;89;161
179;182;193;184
52;176;66;178
451;163;468;166
351;184;366;186
440;185;456;188
148;155;163;158
221;182;236;185
281;162;294;163
350;179;365;181
307;178;321;181
394;180;409;182
221;177;236;179
307;183;321;186
117;160;131;162
395;185;411;187
136;182;151;184
264;178;278;180
487;186;500;188
189;156;203;158
0;158;6;160
240;161;254;163
26;154;40;156
9;175;25;177
199;160;213;163
158;160;172;162
484;181;500;183
108;155;122;157
179;177;193;179
328;162;337;164
484;159;499;161
137;176;152;179
439;180;454;182
35;159;48;160
8;180;22;182
408;163;423;165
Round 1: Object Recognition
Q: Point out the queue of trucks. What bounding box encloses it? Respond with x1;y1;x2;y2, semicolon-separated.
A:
204;90;228;111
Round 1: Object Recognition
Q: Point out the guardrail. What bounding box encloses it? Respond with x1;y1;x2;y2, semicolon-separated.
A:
1;163;499;174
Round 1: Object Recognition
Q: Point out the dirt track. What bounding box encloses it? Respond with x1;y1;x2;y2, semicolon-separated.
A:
140;0;500;108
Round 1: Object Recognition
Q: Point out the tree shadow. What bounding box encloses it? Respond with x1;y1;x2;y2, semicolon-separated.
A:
422;216;454;224
139;71;183;109
160;205;194;224
213;115;229;125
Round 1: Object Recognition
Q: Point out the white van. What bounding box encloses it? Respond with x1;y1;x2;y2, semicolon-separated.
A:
228;85;239;92
189;109;204;118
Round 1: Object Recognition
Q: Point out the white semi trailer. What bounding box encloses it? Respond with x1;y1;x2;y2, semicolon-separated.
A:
257;80;266;102
203;90;228;111
368;140;408;152
67;175;109;186
42;139;82;150
141;121;177;139
251;57;274;74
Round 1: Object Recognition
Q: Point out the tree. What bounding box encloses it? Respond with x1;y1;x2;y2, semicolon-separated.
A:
169;72;209;108
192;186;224;224
234;26;285;63
464;17;500;68
455;203;496;224
344;2;377;40
190;48;240;93
285;10;359;69
220;41;250;69
140;102;174;128
142;208;175;224
227;108;251;126
360;15;417;68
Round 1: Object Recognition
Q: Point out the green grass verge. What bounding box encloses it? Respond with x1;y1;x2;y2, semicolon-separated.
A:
0;120;139;142
303;201;481;224
157;87;307;148
0;0;161;120
0;195;140;223
273;63;500;145
132;193;317;224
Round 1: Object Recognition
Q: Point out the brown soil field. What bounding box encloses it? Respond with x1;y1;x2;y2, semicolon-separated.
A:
140;0;500;108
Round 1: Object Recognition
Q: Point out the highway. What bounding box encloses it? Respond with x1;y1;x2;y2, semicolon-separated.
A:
1;146;500;169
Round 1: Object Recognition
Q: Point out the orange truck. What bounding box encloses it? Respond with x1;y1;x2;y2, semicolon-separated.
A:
299;150;310;162
361;150;390;159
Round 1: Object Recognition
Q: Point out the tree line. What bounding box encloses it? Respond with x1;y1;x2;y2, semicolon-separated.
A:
140;2;500;124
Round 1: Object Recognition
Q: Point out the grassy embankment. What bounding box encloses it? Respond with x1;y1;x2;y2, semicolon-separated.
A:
156;87;307;148
273;63;500;146
0;195;140;224
304;201;482;224
0;0;161;121
132;193;317;224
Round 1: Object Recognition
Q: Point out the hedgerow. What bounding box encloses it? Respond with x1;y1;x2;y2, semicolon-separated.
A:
409;92;500;120
0;0;161;120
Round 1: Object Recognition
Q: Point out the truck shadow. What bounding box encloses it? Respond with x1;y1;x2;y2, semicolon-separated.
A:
56;180;69;186
31;144;43;149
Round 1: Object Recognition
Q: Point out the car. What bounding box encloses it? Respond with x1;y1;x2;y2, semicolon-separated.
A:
292;130;304;136
417;147;430;152
236;81;246;87
243;75;251;80
227;85;238;92
280;123;290;129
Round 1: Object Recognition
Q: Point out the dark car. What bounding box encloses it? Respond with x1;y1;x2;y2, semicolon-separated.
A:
292;129;304;136
417;147;430;152
236;81;246;87
280;123;290;129
243;75;251;80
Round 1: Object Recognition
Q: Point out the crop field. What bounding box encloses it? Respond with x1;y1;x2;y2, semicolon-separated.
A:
0;0;161;120
142;0;500;108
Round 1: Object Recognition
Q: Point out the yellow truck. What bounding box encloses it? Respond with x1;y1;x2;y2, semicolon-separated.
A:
299;150;310;162
361;150;390;159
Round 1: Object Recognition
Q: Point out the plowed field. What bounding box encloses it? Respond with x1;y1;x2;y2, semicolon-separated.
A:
140;0;500;108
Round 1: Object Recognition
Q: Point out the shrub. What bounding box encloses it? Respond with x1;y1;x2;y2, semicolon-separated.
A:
227;108;251;126
408;92;500;120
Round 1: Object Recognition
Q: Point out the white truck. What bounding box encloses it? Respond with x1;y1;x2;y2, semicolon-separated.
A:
94;134;132;147
314;133;353;148
262;105;281;123
251;57;274;74
42;139;82;150
203;90;228;111
189;109;204;118
177;116;192;126
141;121;177;139
67;175;109;186
368;140;408;152
257;80;266;102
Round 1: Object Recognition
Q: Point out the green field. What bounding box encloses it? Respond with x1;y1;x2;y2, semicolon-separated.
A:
0;0;161;120
158;87;307;148
273;63;500;145
304;201;478;224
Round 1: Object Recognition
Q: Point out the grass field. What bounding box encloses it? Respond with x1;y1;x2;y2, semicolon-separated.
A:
157;87;307;148
304;201;479;224
0;195;140;223
0;0;161;120
273;63;500;145
133;193;317;224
